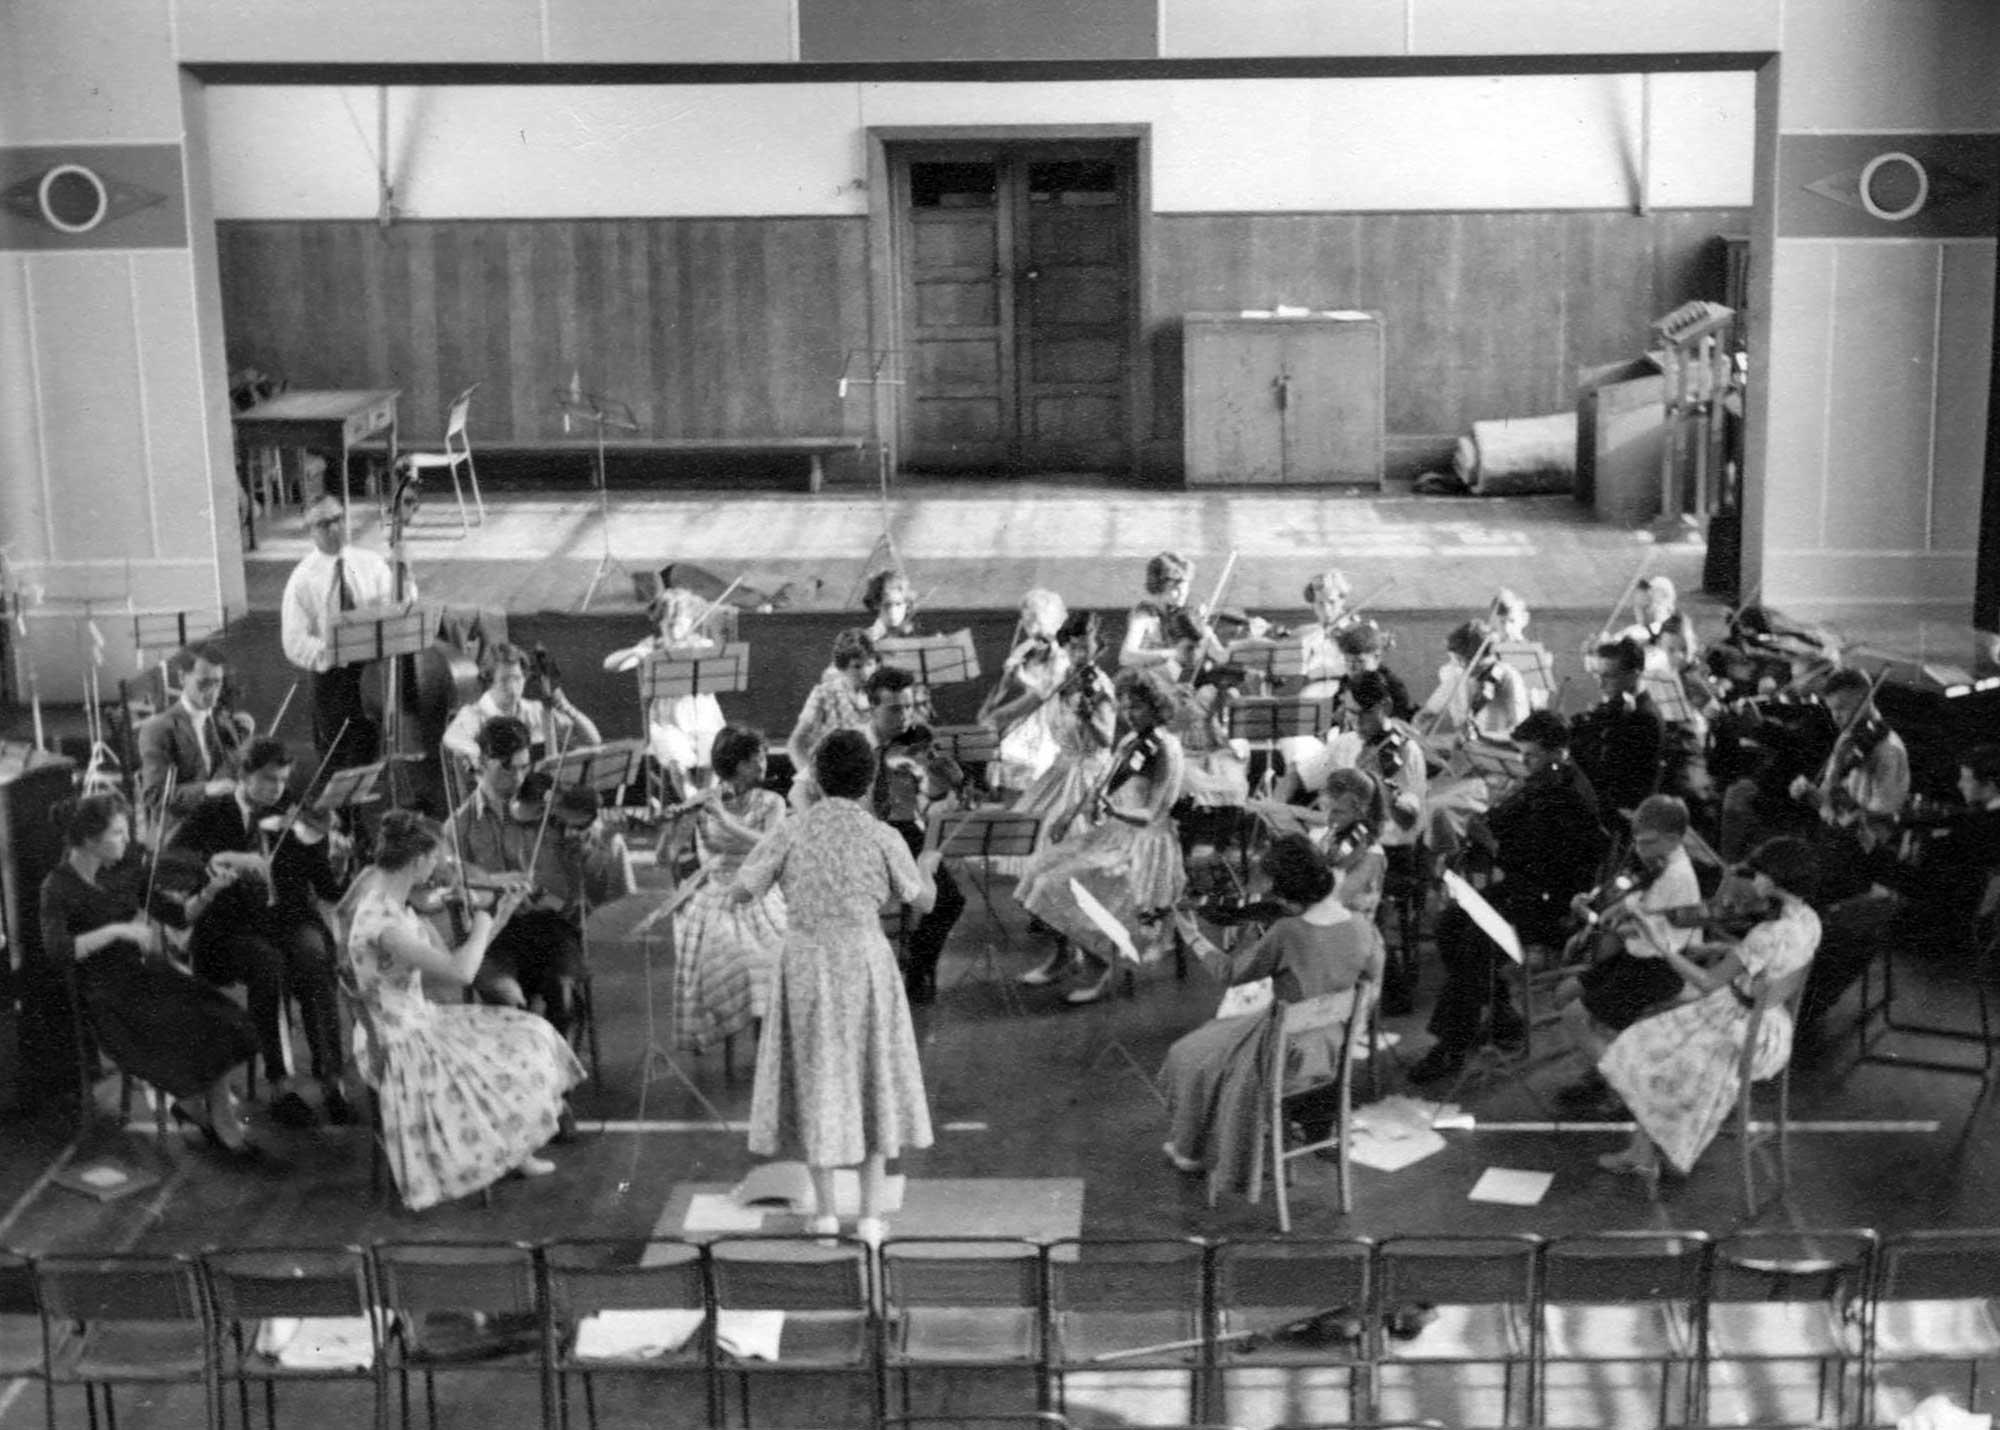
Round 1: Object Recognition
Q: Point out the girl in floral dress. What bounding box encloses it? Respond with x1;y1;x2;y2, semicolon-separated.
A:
980;587;1071;795
343;811;585;1211
1017;668;1188;1004
1596;836;1821;1185
670;725;788;1054
731;730;941;1246
784;628;878;806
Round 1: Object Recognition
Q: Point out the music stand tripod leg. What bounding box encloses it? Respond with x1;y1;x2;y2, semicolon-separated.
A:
1076;982;1168;1108
1434;948;1553;1119
634;927;734;1132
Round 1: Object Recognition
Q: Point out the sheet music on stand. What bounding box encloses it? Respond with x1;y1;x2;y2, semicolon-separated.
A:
926;723;999;767
311;759;384;812
1226;694;1333;747
328;603;437;668
638;644;750;702
1642;671;1694;724
537;739;648;796
1227;638;1308;684
876;629;980;689
1492;641;1557;702
1244;798;1328;842
928;807;1043;861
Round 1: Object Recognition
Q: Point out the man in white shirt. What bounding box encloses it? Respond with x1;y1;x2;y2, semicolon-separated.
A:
279;495;404;768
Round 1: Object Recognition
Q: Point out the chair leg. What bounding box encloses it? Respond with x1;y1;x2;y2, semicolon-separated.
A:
466;451;484;523
448;459;470;534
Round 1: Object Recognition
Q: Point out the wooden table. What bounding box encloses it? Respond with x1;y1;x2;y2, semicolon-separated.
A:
233;389;400;544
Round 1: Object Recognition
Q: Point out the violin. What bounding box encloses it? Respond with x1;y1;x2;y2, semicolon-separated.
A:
1325;817;1378;867
1660;889;1782;935
1089;725;1164;822
1562;852;1668;961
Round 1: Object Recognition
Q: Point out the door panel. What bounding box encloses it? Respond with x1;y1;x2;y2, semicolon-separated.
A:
897;142;1134;473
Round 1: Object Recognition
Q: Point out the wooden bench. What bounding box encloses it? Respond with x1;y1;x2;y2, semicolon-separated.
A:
366;434;867;494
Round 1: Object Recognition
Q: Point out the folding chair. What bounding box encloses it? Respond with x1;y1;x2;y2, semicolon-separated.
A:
879;1237;1045;1416
1699;1228;1874;1427
35;1251;220;1430
882;1415;1072;1430
396;384;485;532
1211;1237;1372;1426
371;1241;548;1430
1370;1235;1539;1428
1241;984;1372;1230
1044;1237;1209;1423
1734;964;1812;1217
0;1250;56;1430
540;1238;715;1430
1534;1230;1709;1428
200;1245;386;1430
1864;1229;2000;1427
705;1235;878;1430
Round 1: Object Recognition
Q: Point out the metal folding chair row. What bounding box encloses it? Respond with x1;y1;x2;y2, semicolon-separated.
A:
4;1229;1995;1430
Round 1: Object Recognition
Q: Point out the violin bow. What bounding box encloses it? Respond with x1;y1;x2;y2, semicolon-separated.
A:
266;679;301;738
263;717;350;876
1812;665;1892;797
690;576;744;634
1341;575;1398;626
1599;558;1652;643
1416;629;1498;742
141;767;175;924
1200;549;1240;626
524;719;582;878
439;744;478;912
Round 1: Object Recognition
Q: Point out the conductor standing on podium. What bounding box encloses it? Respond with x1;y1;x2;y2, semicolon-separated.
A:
281;495;404;769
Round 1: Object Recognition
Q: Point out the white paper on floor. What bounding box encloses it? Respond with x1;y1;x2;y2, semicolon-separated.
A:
1348;1097;1448;1173
1468;1167;1554;1206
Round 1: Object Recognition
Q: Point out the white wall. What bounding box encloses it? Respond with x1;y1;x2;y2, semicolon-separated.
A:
204;72;1754;219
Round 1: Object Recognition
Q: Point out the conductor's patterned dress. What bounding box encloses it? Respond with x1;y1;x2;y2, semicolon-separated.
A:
739;798;934;1167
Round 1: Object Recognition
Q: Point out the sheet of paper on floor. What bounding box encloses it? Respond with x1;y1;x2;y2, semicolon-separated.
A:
1468;1167;1555;1206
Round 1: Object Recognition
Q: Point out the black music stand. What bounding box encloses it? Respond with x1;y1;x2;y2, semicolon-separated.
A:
310;758;384;813
1227;638;1308;689
537;738;648;801
1463;740;1529;792
929;807;1044;1008
621;876;733;1139
877;630;980;691
1432;869;1556;1120
1492;640;1557;707
1228;692;1333;823
553;385;641;613
637;644;750;806
927;723;998;795
1064;879;1168;1106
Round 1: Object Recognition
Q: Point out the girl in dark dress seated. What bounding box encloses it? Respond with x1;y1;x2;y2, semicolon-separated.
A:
39;793;259;1151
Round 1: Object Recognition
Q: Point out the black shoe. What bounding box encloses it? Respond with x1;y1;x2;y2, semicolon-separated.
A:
269;1090;321;1130
552;1103;580;1144
322;1085;357;1127
1406;1046;1465;1083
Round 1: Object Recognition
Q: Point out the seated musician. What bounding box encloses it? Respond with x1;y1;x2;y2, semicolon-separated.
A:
1569;637;1666;828
1296;569;1356;694
1786;667;1910;837
1409;711;1605;1083
42;793;260;1153
862;666;967;1004
785;627;878;803
601;587;721;795
1420;621;1530;868
166;736;350;1128
444;640;601;770
450;715;627;1037
1336;620;1414;720
279;494;403;768
1488;588;1531;643
981;587;1072;795
862;570;920;644
1617;576;1701;675
1158;835;1382;1190
136;641;254;823
1550;794;1703;1114
1121;551;1228;678
1316;768;1388;918
1017;668;1188;1005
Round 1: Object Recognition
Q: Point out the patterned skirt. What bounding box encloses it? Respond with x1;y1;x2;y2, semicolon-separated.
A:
670;877;786;1052
1017;818;1187;963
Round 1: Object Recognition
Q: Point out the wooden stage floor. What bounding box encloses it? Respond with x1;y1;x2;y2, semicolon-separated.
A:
241;482;1713;618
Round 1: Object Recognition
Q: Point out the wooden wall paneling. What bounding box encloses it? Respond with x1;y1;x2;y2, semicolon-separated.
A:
1562;211;1657;378
504;224;537;443
646;220;687;440
1358;213;1461;436
616;219;657;437
400;225;442;445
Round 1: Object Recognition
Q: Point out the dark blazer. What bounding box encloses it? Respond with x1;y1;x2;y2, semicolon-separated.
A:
1568;691;1666;824
1486;757;1607;946
137;703;240;818
166;793;341;938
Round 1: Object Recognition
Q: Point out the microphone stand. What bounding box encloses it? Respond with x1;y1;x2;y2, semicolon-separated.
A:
553;382;641;613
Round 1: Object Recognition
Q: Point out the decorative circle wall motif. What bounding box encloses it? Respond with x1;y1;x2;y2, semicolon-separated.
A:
1857;151;1929;223
36;164;110;233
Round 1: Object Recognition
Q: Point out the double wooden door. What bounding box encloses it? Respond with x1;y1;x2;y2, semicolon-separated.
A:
895;141;1137;473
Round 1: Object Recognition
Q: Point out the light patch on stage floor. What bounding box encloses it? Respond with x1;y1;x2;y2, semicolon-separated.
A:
653;1177;1084;1245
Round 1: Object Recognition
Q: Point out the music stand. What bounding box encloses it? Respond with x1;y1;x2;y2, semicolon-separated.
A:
623;874;733;1136
1492;640;1557;707
928;807;1044;1008
1228;692;1332;815
553;384;642;612
1432;869;1556;1119
877;629;980;689
328;602;436;668
927;723;999;796
1243;798;1327;843
1063;878;1168;1106
130;609;225;669
309;759;384;812
537;738;648;802
1642;671;1695;724
1227;638;1308;688
638;644;750;702
1463;739;1529;790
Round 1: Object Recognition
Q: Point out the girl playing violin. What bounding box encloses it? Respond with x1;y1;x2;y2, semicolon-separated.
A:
785;628;879;805
980;587;1072;794
1121;552;1228;680
862;570;920;643
1003;612;1118;926
1316;768;1388;919
603;586;725;796
1015;668;1187;1004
